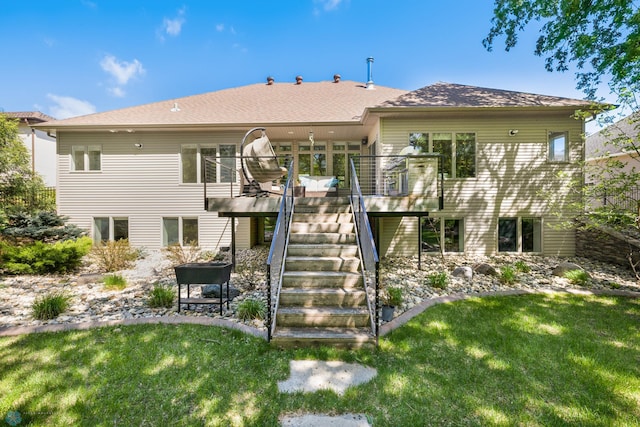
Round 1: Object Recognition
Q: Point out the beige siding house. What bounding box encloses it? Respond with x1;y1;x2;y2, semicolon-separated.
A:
36;78;595;257
5;112;57;187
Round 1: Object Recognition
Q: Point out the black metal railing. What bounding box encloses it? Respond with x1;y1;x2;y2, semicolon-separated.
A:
349;158;380;342
266;160;295;341
595;186;640;213
354;155;443;205
0;187;56;211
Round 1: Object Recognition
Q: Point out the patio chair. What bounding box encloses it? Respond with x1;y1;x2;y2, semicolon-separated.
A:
240;127;287;196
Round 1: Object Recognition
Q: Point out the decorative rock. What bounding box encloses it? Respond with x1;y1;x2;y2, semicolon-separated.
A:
552;262;587;277
473;263;498;276
201;284;241;300
452;266;473;281
77;273;104;285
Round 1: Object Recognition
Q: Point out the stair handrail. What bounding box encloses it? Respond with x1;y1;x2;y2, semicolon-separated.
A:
349;158;380;342
266;160;295;342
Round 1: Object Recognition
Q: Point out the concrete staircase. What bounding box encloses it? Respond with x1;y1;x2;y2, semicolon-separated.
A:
270;197;375;348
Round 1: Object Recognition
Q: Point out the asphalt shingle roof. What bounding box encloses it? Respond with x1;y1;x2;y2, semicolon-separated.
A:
3;111;56;123
376;82;594;109
36;81;595;130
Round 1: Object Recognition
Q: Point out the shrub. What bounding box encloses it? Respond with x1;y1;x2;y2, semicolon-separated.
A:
32;292;71;320
237;298;267;321
1;211;85;243
428;272;448;289
500;265;517;285
514;260;531;273
103;274;127;290
91;239;138;272
609;282;622;289
148;284;175;308
564;269;590;286
0;236;92;274
382;286;403;307
163;241;201;266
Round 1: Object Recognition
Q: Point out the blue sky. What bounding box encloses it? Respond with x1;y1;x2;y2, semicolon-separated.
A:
0;0;614;123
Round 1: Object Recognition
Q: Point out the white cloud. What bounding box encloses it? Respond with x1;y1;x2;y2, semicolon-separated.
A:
46;94;96;119
100;54;145;85
314;0;344;12
216;23;224;32
108;87;126;98
162;7;186;37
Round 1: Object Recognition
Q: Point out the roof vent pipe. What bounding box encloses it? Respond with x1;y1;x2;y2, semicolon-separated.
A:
295;75;303;84
266;76;274;85
333;74;341;83
366;57;375;90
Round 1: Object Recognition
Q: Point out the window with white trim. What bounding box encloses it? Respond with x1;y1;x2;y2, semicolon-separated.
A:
409;132;476;178
162;217;199;246
421;218;464;253
182;144;236;183
71;145;101;171
93;217;128;242
548;131;568;162
498;217;542;253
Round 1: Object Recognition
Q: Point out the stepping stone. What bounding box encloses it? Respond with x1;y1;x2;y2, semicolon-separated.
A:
280;413;371;427
277;360;377;396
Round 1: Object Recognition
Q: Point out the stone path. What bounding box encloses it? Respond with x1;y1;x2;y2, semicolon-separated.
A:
277;360;377;427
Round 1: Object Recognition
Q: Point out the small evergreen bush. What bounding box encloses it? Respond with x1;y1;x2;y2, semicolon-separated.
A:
1;211;85;243
148;284;175;308
91;239;138;272
0;236;92;274
564;269;590;286
32;292;71;320
500;265;517;285
237;298;267;321
103;274;127;290
428;272;448;289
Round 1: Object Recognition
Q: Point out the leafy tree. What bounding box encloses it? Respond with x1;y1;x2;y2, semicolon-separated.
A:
483;0;639;107
0;114;53;215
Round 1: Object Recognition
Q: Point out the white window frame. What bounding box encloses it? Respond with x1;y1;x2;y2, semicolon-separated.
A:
162;216;199;247
548;131;569;162
498;217;543;253
181;144;236;184
71;145;102;172
408;132;476;179
93;217;129;243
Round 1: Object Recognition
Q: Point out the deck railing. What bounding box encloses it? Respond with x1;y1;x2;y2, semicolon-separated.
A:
266;160;295;341
352;154;443;205
349;158;380;342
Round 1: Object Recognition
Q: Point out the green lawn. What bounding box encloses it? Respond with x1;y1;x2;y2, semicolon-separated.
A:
1;293;639;426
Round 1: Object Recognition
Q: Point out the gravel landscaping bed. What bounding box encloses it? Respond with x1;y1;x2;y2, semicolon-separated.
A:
1;248;638;331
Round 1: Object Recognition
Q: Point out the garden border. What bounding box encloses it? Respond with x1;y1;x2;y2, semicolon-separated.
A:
1;288;638;338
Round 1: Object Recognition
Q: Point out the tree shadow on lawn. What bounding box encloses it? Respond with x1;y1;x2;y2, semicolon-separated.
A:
0;294;638;426
374;293;640;426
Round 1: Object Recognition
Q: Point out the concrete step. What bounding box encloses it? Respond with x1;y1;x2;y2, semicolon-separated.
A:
293;213;353;224
276;307;370;328
291;222;355;234
282;271;363;288
295;196;350;206
287;244;358;257
279;287;367;307
288;232;356;244
295;205;351;214
271;327;375;348
285;256;360;272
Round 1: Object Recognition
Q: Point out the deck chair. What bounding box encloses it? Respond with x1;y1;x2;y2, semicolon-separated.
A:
240;127;287;196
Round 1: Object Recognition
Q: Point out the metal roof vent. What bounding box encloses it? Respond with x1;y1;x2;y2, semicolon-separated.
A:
266;76;274;85
295;75;303;84
333;74;341;83
366;57;375;90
